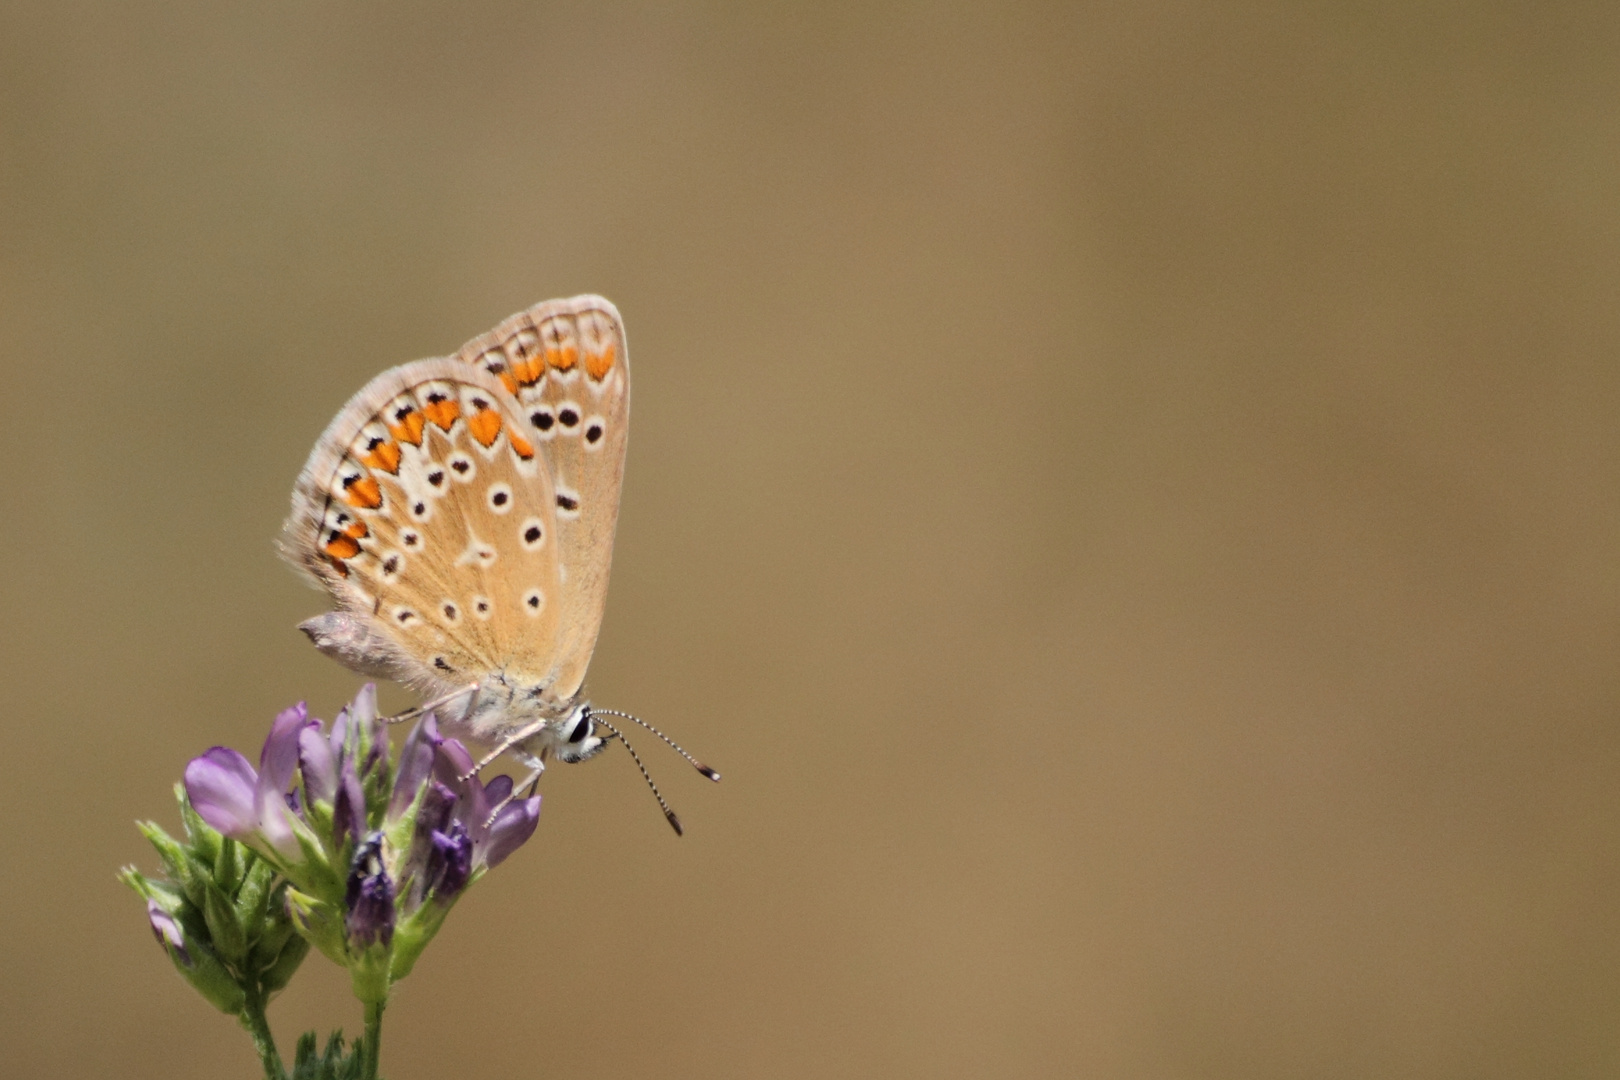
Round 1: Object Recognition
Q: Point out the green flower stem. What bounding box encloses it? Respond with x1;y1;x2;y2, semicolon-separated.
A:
239;991;286;1080
361;998;386;1080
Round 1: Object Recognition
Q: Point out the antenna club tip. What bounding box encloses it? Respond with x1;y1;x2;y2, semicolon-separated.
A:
696;763;721;782
665;809;685;836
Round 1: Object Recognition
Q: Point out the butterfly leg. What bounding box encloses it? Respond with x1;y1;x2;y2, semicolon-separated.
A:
462;717;549;781
384;682;480;726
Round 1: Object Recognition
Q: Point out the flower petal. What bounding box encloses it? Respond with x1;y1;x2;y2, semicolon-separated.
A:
184;747;260;838
430;733;477;791
387;716;439;822
426;823;474;900
344;835;395;949
146;899;191;967
331;752;366;848
259;703;309;796
483;795;540;868
298;724;337;804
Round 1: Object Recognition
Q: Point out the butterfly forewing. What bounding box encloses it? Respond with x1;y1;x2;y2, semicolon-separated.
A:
452;295;630;700
283;359;564;696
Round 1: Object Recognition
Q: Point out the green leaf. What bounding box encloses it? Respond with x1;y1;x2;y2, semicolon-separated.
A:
290;1029;371;1080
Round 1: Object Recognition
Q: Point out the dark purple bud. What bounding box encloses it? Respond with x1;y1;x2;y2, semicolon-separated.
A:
483;795;541;868
146;900;191;967
425;822;474;900
344;835;395;950
184;748;260;839
298;724;338;804
419;781;457;836
387;715;441;822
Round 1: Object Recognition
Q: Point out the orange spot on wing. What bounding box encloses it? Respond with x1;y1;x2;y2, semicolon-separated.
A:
342;521;369;540
468;407;502;448
547;344;578;372
345;476;382;509
518;356;547;385
389;409;425;446
498;371;520;395
324;535;362;559
325;555;350;578
362;441;401;474
585;341;616;380
508;430;535;459
423;397;460;430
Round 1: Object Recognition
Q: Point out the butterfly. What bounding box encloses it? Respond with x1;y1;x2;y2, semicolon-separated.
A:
280;296;715;832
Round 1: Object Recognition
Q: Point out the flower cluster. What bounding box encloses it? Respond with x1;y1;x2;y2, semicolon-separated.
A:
121;785;309;1017
175;686;540;1003
123;685;541;1076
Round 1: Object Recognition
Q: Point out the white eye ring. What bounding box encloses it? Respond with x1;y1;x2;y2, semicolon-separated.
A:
487;482;514;514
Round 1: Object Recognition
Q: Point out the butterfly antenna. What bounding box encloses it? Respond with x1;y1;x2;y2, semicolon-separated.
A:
590;708;721;782
587;714;686;836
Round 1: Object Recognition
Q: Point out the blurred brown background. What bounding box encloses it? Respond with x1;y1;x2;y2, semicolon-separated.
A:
3;2;1618;1077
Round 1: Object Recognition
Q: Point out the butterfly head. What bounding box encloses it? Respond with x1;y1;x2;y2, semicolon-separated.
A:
550;702;612;764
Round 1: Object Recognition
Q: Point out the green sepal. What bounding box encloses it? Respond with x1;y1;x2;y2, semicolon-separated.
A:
285;888;349;968
119;866;184;910
201;876;248;964
176;783;221;865
387;899;452;983
287;825;345;901
171;929;249;1015
233;856;276;944
137;820;208;909
249;896;297;970
214;836;242;896
260;929;311;996
348;942;392;1005
304;798;336;854
363;758;392;834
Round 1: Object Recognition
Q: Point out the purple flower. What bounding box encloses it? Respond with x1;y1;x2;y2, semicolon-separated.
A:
184;704;309;859
386;715;441;823
299;715;365;849
424;822;473;898
345;835;395;950
146;900;190;967
397;725;540;906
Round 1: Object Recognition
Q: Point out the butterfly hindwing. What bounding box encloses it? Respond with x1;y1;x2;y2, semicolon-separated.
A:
282;359;564;698
452;295;630;700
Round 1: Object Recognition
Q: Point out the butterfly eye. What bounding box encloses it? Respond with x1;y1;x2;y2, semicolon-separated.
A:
568;714;592;743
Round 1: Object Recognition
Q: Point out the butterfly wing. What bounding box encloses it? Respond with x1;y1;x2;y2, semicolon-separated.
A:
282;359;565;699
452;296;630;701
